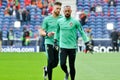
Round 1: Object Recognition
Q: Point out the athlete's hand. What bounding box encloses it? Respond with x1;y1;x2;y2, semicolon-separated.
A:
85;41;93;52
54;39;59;51
47;32;55;37
85;41;90;46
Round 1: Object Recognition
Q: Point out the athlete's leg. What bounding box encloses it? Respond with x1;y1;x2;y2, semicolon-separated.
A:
68;49;76;80
60;48;69;78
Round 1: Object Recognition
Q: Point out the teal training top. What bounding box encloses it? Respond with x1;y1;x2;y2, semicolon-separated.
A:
42;15;62;45
55;17;89;49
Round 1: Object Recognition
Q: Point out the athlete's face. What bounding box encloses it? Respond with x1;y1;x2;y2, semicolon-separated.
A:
64;7;72;18
53;5;61;16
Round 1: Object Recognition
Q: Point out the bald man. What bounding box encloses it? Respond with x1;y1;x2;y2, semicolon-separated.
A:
55;6;90;80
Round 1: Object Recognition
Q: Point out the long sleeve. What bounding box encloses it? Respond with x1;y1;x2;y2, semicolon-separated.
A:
76;20;89;43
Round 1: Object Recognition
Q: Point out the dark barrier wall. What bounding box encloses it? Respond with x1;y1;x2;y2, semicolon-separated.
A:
78;39;120;52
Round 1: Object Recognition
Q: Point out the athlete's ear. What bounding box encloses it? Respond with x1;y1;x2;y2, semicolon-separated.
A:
70;9;72;13
63;9;65;14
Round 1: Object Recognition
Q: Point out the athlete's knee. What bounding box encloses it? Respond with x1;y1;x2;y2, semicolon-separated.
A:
60;62;66;69
48;60;57;69
48;59;54;65
53;61;58;68
69;63;75;70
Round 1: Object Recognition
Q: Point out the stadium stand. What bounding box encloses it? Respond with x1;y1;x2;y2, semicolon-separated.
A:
0;0;120;47
76;0;120;38
0;0;55;46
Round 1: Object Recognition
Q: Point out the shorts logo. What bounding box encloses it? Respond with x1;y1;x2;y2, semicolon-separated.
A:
70;22;73;27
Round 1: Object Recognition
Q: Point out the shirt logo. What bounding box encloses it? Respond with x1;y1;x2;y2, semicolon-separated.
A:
49;22;53;23
70;22;73;27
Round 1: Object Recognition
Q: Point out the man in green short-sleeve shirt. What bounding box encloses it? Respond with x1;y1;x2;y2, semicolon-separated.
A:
54;5;89;80
40;2;62;80
42;14;62;45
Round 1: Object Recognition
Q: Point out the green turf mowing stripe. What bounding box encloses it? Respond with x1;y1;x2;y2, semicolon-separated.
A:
0;52;120;80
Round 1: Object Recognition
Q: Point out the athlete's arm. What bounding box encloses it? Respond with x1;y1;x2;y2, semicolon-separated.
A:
54;21;60;41
40;27;55;37
39;17;54;37
39;27;47;36
76;20;89;43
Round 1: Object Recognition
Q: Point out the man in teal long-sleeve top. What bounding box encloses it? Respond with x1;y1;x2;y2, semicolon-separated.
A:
54;5;89;80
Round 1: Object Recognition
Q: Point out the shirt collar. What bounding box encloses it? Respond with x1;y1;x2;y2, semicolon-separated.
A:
64;16;72;20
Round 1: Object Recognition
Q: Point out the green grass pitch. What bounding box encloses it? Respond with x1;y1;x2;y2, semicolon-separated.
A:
0;52;120;80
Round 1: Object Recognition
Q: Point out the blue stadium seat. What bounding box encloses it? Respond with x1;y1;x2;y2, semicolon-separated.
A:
95;18;103;22
89;25;96;29
83;25;88;28
89;21;95;25
116;8;120;12
95;22;103;25
30;12;36;15
95;34;102;38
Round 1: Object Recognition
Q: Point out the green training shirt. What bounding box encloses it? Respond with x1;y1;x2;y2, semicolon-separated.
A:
42;15;62;45
55;17;89;49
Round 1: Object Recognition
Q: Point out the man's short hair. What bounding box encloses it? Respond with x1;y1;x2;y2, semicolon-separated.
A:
63;5;71;9
54;2;62;6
